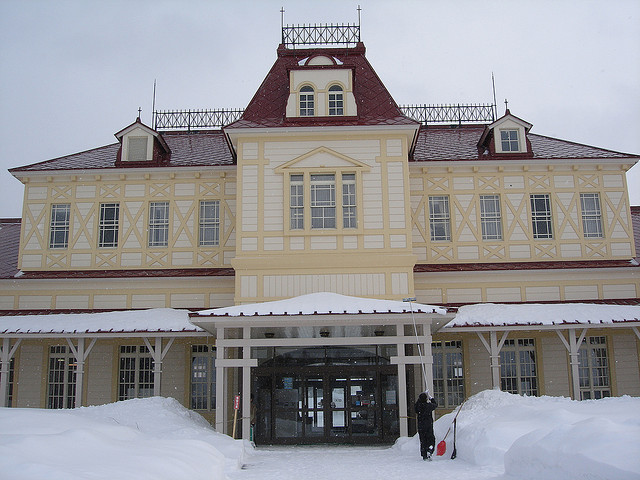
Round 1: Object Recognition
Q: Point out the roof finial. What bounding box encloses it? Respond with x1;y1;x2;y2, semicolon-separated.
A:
137;107;142;121
504;99;510;115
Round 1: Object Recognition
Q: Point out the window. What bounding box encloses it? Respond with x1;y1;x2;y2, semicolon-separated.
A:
199;200;220;246
480;195;502;240
191;345;216;410
300;86;315;116
148;201;169;247
47;346;76;409
578;336;610;400
98;203;119;248
328;85;344;115
290;174;304;230
432;340;465;408
49;204;71;249
580;193;603;238
342;173;357;228
128;136;148;161
530;194;553;239
311;174;336;229
1;357;15;407
500;129;519;152
118;345;154;400
428;196;451;241
500;339;538;396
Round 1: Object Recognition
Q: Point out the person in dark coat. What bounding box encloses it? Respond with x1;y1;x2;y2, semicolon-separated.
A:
415;392;438;460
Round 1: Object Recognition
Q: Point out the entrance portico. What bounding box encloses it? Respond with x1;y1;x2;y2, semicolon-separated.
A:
191;292;450;443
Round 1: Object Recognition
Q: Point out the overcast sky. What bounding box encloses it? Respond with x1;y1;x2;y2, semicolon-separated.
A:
0;0;638;218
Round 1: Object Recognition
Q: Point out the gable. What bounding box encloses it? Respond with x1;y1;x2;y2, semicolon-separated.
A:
274;146;371;173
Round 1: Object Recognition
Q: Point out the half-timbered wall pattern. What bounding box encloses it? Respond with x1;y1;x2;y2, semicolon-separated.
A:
18;172;237;271
410;166;634;264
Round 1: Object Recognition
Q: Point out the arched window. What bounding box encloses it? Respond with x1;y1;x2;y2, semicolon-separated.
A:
300;86;315;116
328;85;344;115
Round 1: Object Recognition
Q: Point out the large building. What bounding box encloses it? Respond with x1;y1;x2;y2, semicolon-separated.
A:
1;24;639;445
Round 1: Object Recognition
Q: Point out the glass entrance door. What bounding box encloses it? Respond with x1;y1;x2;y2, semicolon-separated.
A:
328;377;348;438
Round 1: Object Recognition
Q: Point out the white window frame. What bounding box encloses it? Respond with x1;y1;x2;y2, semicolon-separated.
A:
578;336;610;400
499;339;538;396
580;193;604;238
530;194;553;239
290;174;304;230
47;346;76;409
98;203;119;248
299;86;315;116
49;203;71;249
127;136;148;161
199;200;220;246
432;340;465;408
499;129;520;152
428;196;451;241
341;173;357;228
480;194;502;240
118;345;154;401
148;201;169;247
310;174;336;229
328;84;344;116
191;345;216;411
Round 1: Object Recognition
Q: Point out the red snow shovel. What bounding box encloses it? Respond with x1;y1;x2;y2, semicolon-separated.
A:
436;400;466;457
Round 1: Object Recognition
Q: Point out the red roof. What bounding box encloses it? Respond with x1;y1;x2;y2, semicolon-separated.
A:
412;124;639;162
10;131;234;173
225;43;418;129
414;260;637;273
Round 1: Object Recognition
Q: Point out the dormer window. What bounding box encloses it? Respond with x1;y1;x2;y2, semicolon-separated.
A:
328;85;344;115
300;86;315;116
128;136;149;162
500;129;520;152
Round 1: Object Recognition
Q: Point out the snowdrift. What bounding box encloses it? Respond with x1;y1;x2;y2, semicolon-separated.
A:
396;390;640;480
0;397;243;480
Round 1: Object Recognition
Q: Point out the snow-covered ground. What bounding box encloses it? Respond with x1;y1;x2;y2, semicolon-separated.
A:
1;391;638;480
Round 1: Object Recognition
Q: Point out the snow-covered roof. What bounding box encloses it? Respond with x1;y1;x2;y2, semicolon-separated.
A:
446;303;640;328
0;309;204;335
196;292;447;317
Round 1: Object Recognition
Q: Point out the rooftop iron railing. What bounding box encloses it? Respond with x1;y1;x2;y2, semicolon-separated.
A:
153;104;497;130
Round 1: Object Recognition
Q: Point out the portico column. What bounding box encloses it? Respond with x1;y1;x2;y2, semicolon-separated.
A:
556;328;587;400
421;322;434;395
0;338;21;407
477;331;508;390
65;337;97;408
396;324;409;437
215;327;227;434
241;326;252;440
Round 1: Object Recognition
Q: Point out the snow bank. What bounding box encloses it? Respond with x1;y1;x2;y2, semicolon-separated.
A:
399;390;640;480
0;397;243;480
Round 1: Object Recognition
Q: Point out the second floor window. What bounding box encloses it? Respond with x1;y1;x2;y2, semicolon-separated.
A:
480;195;502;240
328;85;344;115
580;193;603;238
530;194;553;239
342;173;357;228
300;86;315;116
98;203;119;248
311;174;336;228
199;200;220;246
428;196;451;241
148;201;169;247
49;203;71;249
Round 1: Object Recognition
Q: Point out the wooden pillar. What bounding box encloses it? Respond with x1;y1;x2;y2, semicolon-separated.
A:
396;324;409;437
215;327;226;434
0;338;21;408
143;337;175;397
241;326;252;440
556;328;587;400
65;337;97;408
477;331;508;390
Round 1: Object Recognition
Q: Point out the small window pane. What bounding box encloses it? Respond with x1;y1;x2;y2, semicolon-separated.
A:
148;202;169;247
128;137;148;161
311;174;335;229
500;129;519;152
98;203;119;248
328;85;344;116
49;204;71;249
342;173;356;228
290;174;304;230
199;200;220;246
580;193;603;238
300;86;315;116
480;195;502;240
428;196;451;241
530;194;553;239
